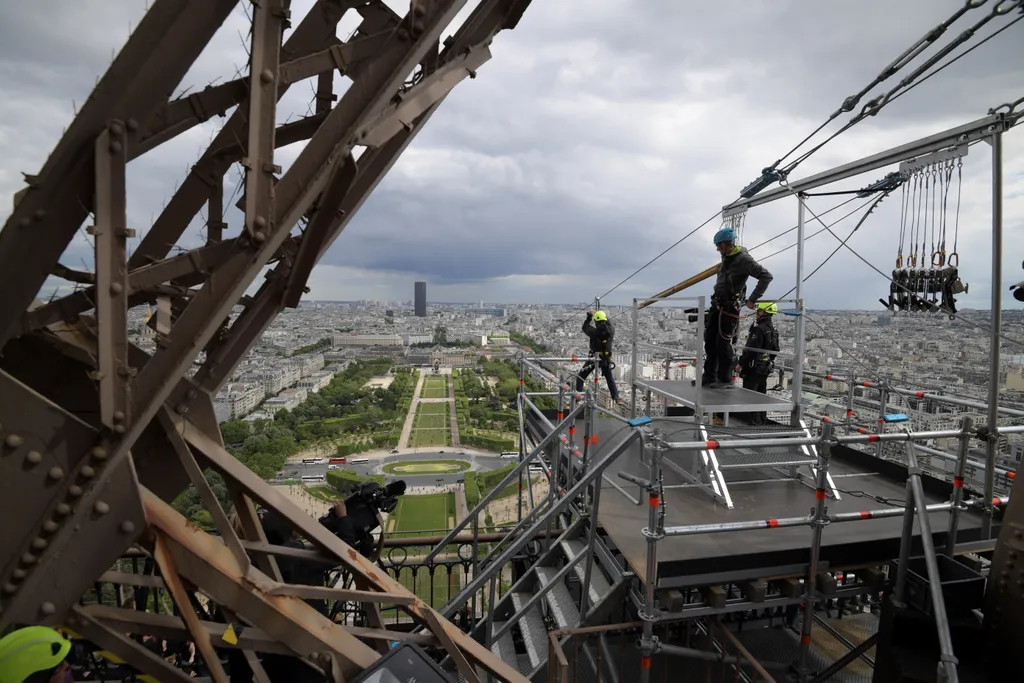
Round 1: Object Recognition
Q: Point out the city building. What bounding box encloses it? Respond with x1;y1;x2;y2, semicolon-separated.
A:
414;281;427;317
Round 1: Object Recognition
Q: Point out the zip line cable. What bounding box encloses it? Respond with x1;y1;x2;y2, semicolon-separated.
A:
555;6;1021;336
771;1;1023;180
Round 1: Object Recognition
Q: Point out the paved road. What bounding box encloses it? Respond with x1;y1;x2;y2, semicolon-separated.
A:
275;450;513;489
396;371;425;449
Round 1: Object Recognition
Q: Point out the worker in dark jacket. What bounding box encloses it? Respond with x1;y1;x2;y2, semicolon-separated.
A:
577;310;620;402
738;302;780;423
700;227;773;388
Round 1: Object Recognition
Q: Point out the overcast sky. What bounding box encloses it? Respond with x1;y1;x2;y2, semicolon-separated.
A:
1;0;1022;309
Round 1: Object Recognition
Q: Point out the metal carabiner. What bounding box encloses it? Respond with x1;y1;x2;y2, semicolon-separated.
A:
896;255;903;269
948;252;959;268
909;254;917;268
932;251;945;267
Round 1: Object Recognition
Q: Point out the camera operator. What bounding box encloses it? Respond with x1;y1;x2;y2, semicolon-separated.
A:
318;499;357;546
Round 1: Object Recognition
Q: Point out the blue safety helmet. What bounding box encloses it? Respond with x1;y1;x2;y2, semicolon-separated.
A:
713;227;737;245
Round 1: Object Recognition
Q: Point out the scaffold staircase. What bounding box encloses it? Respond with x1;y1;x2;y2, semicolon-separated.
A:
464;517;629;681
663;419;841;509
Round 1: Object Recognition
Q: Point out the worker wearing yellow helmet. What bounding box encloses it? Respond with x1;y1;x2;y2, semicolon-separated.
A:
577;310;621;403
0;627;72;683
737;301;780;424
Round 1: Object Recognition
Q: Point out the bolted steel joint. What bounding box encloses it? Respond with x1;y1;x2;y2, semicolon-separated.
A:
94;501;110;516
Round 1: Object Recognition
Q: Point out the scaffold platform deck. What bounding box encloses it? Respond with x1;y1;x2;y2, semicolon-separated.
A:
634;379;794;415
579;418;990;588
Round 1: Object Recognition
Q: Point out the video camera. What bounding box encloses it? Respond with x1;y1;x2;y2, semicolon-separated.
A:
320;480;406;557
684;307;701;324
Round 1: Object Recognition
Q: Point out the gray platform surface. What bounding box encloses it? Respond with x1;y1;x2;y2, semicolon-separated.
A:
587;417;988;587
635;379;794;414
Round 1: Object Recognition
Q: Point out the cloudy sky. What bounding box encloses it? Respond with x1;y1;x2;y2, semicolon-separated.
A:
1;0;1022;309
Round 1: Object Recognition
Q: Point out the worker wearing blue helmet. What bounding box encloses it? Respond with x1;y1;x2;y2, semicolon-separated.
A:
701;226;773;389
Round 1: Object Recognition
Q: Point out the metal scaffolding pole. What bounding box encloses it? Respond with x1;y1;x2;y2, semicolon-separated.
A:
631;299;639;418
795;422;833;674
983;130;1003;539
904;441;960;683
791;194;807;426
946;417;973;556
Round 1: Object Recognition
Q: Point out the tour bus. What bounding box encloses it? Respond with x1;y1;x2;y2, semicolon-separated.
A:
500;451;518;459
528;465;545;474
301;474;325;482
302;457;322;465
350;458;370;465
329;457;347;464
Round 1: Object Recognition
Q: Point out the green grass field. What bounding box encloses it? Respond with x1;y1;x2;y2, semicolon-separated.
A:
420;375;448;399
383;491;461;609
390;492;456;533
382;459;470;475
410;403;450;446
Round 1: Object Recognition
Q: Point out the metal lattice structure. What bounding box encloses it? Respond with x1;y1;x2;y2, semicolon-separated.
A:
0;1;532;681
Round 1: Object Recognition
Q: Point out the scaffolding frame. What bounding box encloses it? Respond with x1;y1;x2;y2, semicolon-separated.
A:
633;109;1014;536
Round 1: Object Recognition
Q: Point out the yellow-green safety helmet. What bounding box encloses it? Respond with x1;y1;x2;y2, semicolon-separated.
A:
755;302;778;316
592;310;608;322
0;626;71;683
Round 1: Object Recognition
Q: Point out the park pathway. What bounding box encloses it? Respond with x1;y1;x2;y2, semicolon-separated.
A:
397;370;425;449
448;373;460;447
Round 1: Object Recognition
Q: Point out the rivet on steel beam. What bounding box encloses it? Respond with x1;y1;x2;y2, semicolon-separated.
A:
91;446;108;461
40;602;55;616
48;467;64;481
185;390;197;400
2;584;17;595
81;466;95;479
110;282;123;295
120;521;135;534
31;538;48;551
5;434;23;448
33;209;45;221
42;520;59;534
55;503;71;517
11;569;26;581
109;121;124;136
412;2;426;16
175;404;188;415
26;451;42;465
254;216;267;230
113;424;126;434
126;118;139;132
21;553;37;566
94;501;110;515
259;69;274;84
19;217;31;229
397;27;410;41
112;411;125;423
68;485;82;497
109;141;123;155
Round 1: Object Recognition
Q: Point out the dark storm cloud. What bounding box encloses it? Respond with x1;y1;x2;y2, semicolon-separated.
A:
1;0;1021;309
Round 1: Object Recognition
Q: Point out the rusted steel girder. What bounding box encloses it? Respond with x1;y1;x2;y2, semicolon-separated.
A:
0;0;534;681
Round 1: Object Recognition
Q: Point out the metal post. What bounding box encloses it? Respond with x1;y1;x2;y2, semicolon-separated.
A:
876;387;887;459
893;475;916;606
904;441;960;683
791;194;807;426
578;455;603;620
945;417;973;557
695;296;705;419
638;431;664;683
983;130;1003;540
846;380;855;435
518;358;526;523
631;299;639;418
795;421;831;674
